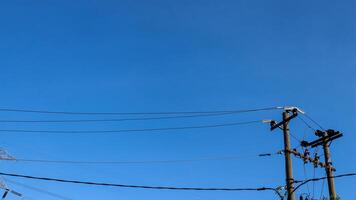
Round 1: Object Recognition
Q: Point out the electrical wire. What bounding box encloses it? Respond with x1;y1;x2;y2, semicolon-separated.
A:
0;107;279;115
290;132;303;150
312;167;316;199
319;178;325;200
299;127;311;198
0;172;277;192
292;173;356;194
302;114;324;131
3;178;73;200
0;112;242;123
289;133;302;143
2;152;279;165
303;164;310;197
301;147;311;196
301;126;308;143
311;146;320;200
0;120;263;134
297;116;316;132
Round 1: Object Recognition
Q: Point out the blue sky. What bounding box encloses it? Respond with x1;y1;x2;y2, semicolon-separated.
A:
0;0;355;199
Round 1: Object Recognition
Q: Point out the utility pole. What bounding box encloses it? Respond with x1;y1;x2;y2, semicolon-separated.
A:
269;107;342;199
282;111;295;200
318;130;341;200
301;129;342;200
270;108;299;200
323;140;336;199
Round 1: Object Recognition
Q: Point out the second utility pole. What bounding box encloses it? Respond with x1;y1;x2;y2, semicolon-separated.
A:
282;111;295;200
322;139;337;199
301;129;342;200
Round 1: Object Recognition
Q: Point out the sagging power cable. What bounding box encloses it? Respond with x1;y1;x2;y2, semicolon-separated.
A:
0;120;263;134
1;152;279;165
292;173;356;195
0;172;277;192
0;112;241;123
0;107;279;115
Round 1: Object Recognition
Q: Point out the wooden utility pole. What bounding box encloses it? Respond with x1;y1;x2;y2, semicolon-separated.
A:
323;140;337;199
270;108;298;200
301;129;342;200
282;111;295;200
269;107;342;199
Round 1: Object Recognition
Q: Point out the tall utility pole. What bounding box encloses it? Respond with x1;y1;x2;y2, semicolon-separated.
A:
301;129;342;200
270;108;299;200
282;111;295;200
270;107;342;200
323;139;336;199
317;130;341;200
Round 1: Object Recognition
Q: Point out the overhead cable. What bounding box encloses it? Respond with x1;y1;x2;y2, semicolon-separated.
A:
0;120;263;134
0;107;279;115
0;172;276;192
292;173;356;194
2;152;279;165
297;116;316;131
301;113;325;131
0;112;239;123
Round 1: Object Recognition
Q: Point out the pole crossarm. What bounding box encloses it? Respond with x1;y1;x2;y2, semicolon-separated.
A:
270;109;298;131
301;130;343;148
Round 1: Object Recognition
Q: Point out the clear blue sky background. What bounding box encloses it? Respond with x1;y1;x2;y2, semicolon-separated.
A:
0;1;355;199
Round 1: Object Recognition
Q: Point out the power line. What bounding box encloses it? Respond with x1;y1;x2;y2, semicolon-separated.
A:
289;132;302;143
0;107;279;115
0;112;243;123
292;173;356;195
0;120;262;134
0;172;277;192
302;114;325;131
319;178;326;200
297;116;316;131
2;152;279;165
302;158;310;196
312;164;316;199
